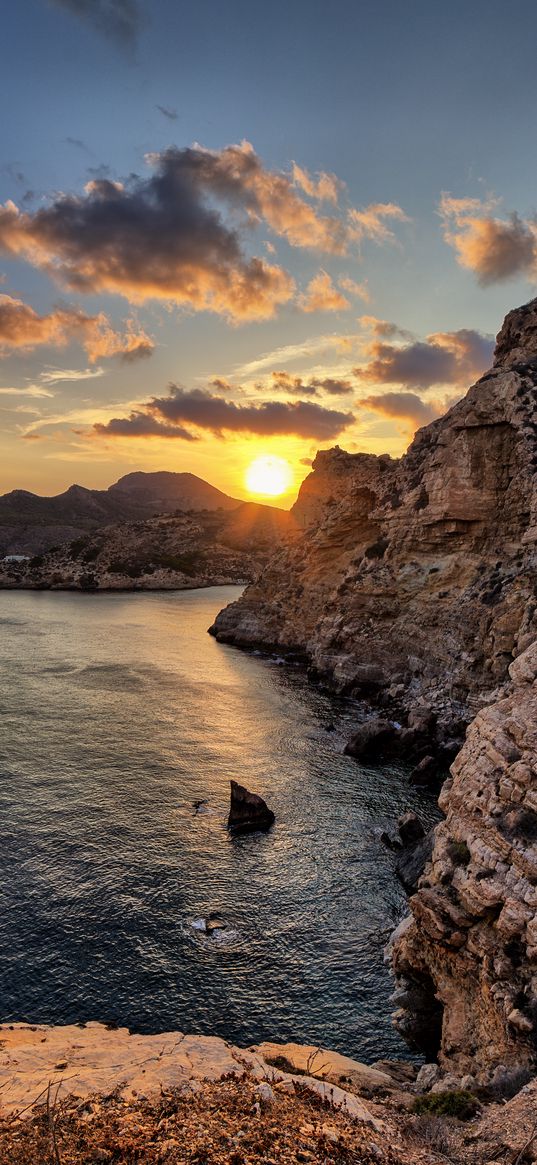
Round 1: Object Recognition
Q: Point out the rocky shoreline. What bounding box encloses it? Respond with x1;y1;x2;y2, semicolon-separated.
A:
210;298;537;1092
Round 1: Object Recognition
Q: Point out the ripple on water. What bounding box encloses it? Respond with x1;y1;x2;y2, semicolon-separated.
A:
0;587;439;1060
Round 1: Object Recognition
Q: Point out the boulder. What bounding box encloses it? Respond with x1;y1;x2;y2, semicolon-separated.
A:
344;718;397;761
397;811;425;847
227;780;275;834
409;755;438;786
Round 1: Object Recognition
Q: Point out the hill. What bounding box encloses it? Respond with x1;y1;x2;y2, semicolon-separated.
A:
0;471;291;557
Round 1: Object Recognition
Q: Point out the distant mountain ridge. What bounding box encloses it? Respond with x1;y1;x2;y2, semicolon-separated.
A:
0;470;289;556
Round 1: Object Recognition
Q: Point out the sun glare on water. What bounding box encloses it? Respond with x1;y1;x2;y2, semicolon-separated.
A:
245;455;293;498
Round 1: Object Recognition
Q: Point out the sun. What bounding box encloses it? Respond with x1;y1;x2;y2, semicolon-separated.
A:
245;455;293;498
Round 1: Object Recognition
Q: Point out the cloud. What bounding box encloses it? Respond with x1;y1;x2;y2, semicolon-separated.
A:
0;293;154;362
349;202;410;243
355;327;493;389
65;137;89;152
0;143;407;322
299;271;350;313
299;456;313;466
358;391;441;428
339;276;369;301
0;385;54;398
39;366;105;383
359;315;413;339
156;105;178;121
236;333;357;376
291;164;341;204
94;412;197;440
270;370;353;396
94;384;355;440
49;0;141;49
440;193;537;284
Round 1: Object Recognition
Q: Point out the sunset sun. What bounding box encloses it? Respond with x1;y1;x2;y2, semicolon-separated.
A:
245;455;293;497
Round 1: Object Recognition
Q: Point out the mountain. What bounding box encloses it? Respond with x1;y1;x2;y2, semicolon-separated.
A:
0;471;291;556
107;470;242;512
211;297;537;1085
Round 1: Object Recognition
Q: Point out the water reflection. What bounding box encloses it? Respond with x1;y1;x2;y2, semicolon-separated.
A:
0;587;438;1061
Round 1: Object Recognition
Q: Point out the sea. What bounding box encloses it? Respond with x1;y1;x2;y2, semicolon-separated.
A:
0;586;438;1061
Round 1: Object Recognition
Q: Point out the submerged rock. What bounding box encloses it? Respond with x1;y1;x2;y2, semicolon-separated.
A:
227;780;275;834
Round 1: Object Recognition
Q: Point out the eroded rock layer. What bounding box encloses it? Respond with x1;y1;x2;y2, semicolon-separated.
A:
392;640;537;1082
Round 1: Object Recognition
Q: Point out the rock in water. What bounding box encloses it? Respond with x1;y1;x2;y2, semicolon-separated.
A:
227;780;275;834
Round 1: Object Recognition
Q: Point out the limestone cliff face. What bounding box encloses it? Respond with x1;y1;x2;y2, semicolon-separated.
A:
211;298;537;1080
392;640;537;1081
211;300;537;733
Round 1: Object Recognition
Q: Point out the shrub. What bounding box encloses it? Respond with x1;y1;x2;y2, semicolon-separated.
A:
412;1090;479;1120
446;840;471;867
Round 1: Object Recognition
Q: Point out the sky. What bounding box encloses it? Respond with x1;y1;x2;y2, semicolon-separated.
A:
2;0;537;506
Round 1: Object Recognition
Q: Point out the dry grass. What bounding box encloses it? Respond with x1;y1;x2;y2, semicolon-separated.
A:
0;1073;407;1165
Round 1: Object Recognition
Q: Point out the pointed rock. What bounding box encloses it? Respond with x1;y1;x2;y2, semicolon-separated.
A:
227;780;275;834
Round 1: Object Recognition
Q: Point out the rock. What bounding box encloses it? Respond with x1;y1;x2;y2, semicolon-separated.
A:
431;1073;461;1093
343;718;397;761
397;812;425;847
409;755;438;786
415;1063;440;1092
254;1041;394;1096
395;831;434;894
371;1060;417;1085
392;635;537;1080
227;780;275;834
205;917;226;933
256;1081;275;1106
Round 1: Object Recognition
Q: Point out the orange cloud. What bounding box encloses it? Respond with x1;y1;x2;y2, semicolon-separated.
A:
349;202;409;243
440;193;537;284
358;391;441;429
0;293;153;362
291;163;341;204
355;327;493;389
298;271;350;313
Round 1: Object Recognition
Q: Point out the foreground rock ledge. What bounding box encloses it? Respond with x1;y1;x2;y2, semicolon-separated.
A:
0;1022;381;1127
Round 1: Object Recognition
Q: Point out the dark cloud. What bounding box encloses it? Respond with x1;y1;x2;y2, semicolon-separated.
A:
358;391;440;427
440;195;537;285
0;292;153;362
356;328;493;389
156;105;178;121
94;384;354;440
0;145;299;322
0;142;407;321
299;456;313;466
270;370;353;396
49;0;141;49
94;412;196;440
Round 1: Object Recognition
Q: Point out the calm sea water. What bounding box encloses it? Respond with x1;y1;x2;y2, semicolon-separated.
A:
0;587;437;1062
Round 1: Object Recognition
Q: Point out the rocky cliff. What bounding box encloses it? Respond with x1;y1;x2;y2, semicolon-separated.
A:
392;639;537;1084
211;299;537;740
211;298;537;1083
